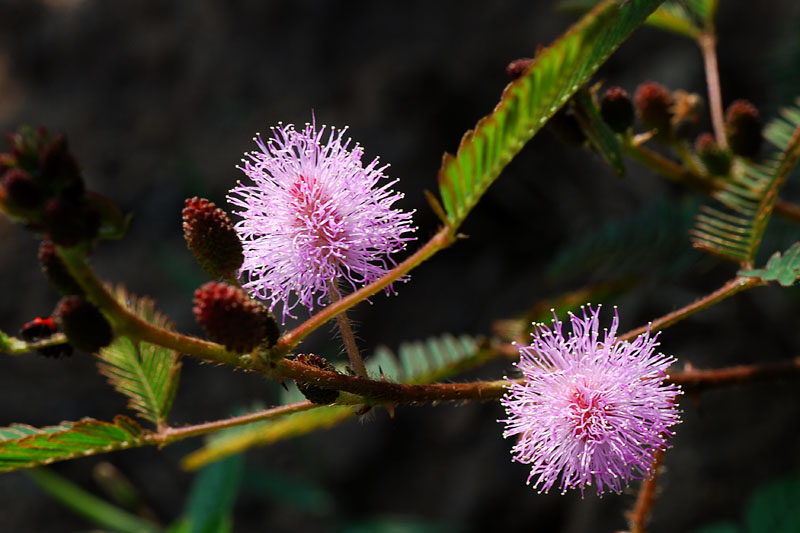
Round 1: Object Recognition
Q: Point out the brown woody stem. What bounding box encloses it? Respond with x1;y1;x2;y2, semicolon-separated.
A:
628;449;665;533
328;281;368;378
699;32;727;149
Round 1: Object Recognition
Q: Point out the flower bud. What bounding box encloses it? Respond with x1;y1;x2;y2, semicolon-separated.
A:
193;281;280;353
42;197;100;246
294;354;340;404
694;133;731;176
20;316;73;358
39;133;82;192
600;87;634;133
725;99;762;158
183;197;244;280
39;240;85;296
635;82;674;139
670;90;703;140
1;168;43;211
53;296;114;353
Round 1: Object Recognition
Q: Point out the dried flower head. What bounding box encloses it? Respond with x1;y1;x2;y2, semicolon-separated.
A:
228;121;416;320
500;305;681;496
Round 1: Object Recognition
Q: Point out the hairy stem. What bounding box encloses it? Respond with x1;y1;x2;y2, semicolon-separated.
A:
627;449;665;533
619;276;763;342
57;247;243;366
277;227;455;352
155;401;315;445
621;141;800;225
328;281;367;378
699;32;727;149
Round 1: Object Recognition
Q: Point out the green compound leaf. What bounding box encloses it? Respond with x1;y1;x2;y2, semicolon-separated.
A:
182;334;485;470
436;0;665;230
691;97;800;266
739;242;800;287
97;287;182;429
745;475;800;533
0;416;147;473
572;89;626;177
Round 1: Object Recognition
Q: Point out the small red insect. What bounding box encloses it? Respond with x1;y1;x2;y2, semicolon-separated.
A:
20;316;72;358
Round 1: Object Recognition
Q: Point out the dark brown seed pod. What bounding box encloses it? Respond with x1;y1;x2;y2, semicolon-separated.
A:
193;281;279;353
694;133;731;176
725;99;762;158
39;240;85;296
635;82;674;139
600;87;634;133
53;296;114;353
294;354;340;405
39;133;82;192
1;168;43;211
183;197;244;280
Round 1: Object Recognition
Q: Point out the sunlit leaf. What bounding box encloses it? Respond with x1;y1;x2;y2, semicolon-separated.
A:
437;0;666;230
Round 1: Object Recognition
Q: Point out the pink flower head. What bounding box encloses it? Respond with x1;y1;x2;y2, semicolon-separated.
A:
228;121;416;320
500;305;681;496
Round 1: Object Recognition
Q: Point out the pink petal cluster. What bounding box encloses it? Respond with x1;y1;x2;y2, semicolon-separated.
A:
228;121;416;320
500;305;681;495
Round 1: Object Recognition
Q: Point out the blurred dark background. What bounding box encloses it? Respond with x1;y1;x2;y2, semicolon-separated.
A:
1;1;799;531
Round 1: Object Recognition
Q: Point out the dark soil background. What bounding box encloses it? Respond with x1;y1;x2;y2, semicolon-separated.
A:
1;1;799;532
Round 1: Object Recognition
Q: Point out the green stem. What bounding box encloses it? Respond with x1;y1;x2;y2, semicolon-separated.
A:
618;276;763;342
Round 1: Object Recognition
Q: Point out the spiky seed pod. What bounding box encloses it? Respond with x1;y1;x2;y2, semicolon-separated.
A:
295;354;340;404
1;168;43;211
506;58;534;80
53;296;114;353
183;197;244;280
20;316;73;358
634;82;674;139
600;87;634;133
695;133;731;176
38;240;85;296
725;99;762;158
670;90;703;140
193;281;279;353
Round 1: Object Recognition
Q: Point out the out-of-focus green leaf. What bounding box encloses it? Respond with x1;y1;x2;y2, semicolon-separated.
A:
241;465;335;515
572;89;626;177
745;475;800;533
182;454;243;533
25;467;162;533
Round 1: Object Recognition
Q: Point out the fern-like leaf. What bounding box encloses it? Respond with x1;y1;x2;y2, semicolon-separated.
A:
739;242;800;287
97;287;182;428
436;0;665;230
573;89;626;177
691;98;800;266
0;416;146;473
182;334;485;470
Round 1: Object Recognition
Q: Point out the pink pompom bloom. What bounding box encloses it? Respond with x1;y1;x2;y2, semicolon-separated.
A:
228;121;415;320
500;305;681;496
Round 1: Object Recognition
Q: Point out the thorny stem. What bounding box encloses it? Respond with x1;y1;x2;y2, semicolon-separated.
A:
621;140;800;224
618;276;763;342
699;32;727;149
628;449;665;533
328;281;368;378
